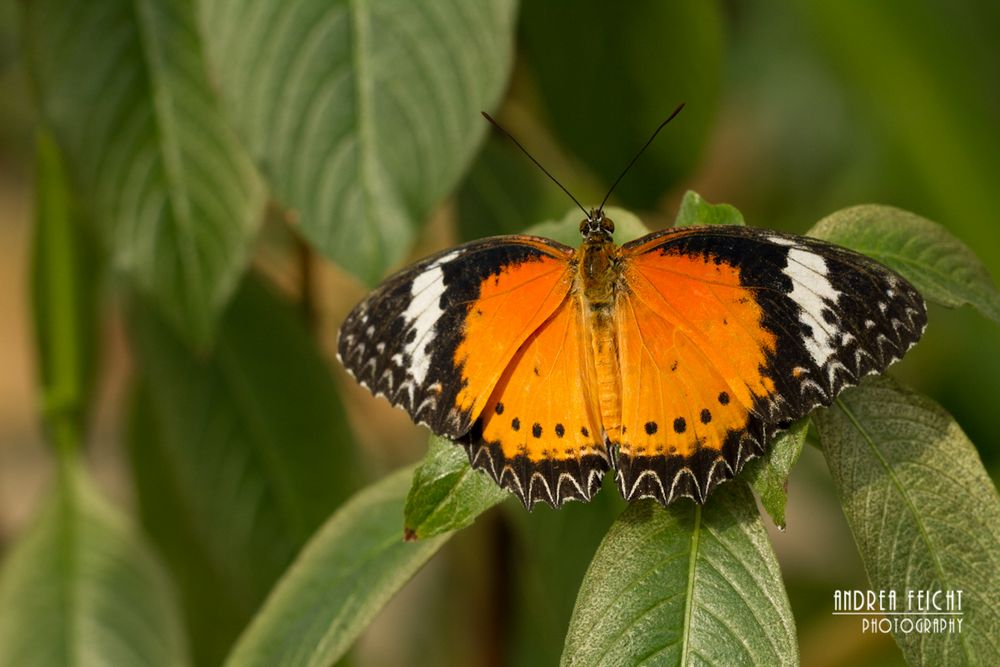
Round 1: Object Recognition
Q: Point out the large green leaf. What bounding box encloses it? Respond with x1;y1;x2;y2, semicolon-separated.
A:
126;276;360;665
19;0;265;346
404;436;508;540
813;376;1000;666
225;467;449;667
809;204;1000;324
30;130;101;454
521;1;723;209
200;0;517;284
562;484;797;666
0;461;189;667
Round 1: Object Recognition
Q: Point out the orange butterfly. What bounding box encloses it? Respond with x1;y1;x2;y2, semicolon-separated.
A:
338;108;926;508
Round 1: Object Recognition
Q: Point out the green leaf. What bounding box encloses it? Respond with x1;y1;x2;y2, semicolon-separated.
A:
813;376;1000;666
562;484;797;666
673;190;746;227
744;419;808;529
225;467;450;667
809;204;1000;324
126;275;360;665
200;0;517;284
456;135;570;241
404;435;508;540
525;206;650;247
20;0;266;347
0;460;189;667
521;1;723;208
30;129;101;455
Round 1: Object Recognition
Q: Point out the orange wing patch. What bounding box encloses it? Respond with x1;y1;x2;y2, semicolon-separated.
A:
453;251;572;420
462;298;608;507
612;249;778;503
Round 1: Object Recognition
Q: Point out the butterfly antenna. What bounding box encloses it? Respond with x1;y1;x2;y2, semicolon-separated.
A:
598;102;686;213
481;111;591;220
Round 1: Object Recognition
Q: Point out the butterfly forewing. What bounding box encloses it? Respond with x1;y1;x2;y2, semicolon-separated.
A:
337;236;575;438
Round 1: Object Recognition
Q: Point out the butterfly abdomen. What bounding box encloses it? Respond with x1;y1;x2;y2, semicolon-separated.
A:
586;309;622;440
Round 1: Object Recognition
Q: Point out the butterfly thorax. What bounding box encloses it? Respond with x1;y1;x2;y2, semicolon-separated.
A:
577;213;621;308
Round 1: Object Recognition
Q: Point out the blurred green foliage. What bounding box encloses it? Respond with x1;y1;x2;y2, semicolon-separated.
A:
2;1;999;666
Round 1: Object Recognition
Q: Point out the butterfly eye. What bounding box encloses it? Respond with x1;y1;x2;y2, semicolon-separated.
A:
605;217;615;233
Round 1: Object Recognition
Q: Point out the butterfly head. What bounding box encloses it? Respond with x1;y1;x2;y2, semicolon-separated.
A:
580;209;615;243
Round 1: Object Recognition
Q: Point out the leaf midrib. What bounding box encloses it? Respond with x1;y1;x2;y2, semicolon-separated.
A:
678;504;701;667
130;0;204;304
834;397;974;665
347;0;382;268
56;472;80;667
412;463;477;537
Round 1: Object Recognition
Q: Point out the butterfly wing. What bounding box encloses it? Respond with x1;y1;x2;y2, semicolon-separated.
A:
461;297;607;508
337;235;575;438
613;225;927;504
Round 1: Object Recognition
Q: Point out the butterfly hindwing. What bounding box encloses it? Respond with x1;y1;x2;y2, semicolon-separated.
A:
612;226;927;504
461;298;608;508
337;236;574;438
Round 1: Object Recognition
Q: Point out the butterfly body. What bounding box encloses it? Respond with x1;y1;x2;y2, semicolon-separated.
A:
576;214;626;435
338;214;926;508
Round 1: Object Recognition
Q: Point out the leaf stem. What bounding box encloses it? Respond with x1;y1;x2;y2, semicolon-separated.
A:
294;230;317;331
32;130;87;460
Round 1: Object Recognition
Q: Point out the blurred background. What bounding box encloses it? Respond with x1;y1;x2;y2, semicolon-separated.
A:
2;1;998;666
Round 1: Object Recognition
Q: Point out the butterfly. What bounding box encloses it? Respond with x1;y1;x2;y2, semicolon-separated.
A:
337;108;927;509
